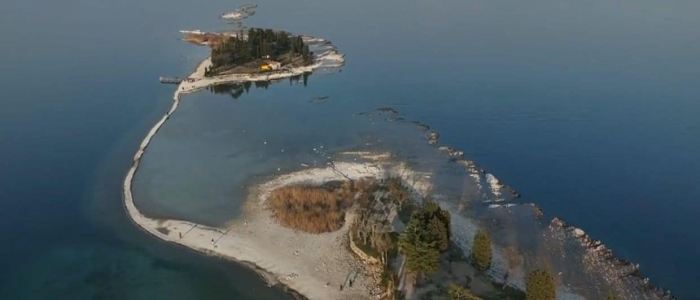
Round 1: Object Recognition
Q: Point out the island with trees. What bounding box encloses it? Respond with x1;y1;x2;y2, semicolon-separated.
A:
202;28;313;77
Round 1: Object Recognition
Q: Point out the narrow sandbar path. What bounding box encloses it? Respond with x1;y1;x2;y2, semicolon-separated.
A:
122;46;395;300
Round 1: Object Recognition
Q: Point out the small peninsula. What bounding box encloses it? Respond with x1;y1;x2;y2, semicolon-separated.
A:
124;6;675;300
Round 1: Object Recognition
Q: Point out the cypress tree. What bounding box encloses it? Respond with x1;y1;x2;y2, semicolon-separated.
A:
398;201;452;278
399;211;439;277
472;230;492;271
525;269;556;300
428;216;449;251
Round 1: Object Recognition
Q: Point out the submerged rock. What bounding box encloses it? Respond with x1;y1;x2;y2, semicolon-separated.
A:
551;217;566;228
427;132;439;145
376;107;399;115
548;216;677;300
438;146;464;158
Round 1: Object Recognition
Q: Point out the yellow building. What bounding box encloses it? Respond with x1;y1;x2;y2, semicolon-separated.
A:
260;60;281;71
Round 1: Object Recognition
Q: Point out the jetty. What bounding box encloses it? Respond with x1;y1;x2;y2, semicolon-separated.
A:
159;77;182;84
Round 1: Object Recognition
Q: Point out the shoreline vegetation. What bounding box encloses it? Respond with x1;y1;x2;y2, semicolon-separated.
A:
123;10;675;300
204;28;313;77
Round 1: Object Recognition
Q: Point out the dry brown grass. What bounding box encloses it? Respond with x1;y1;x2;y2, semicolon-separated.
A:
386;177;411;207
182;33;231;47
266;178;376;233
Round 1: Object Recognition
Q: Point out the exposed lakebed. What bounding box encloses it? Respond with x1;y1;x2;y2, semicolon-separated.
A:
131;71;673;299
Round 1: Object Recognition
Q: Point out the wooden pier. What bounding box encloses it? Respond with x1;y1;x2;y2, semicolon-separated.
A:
159;76;183;84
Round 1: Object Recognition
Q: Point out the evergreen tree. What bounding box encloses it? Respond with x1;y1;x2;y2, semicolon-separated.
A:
429;216;449;251
208;28;311;74
472;230;492;271
398;214;440;277
302;44;310;63
525;269;556;300
398;201;452;278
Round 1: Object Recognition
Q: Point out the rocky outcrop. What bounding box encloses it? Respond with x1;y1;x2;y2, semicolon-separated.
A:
360;107;676;300
437;146;464;158
549;218;676;300
427;132;439;145
376;107;399;115
502;184;521;198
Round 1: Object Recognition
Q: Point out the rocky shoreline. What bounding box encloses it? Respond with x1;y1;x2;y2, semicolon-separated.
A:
549;218;675;300
367;107;676;300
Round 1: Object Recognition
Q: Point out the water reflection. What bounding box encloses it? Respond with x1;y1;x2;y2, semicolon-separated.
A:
207;73;311;99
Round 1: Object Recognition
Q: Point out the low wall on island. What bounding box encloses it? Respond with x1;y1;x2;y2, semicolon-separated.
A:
348;232;381;267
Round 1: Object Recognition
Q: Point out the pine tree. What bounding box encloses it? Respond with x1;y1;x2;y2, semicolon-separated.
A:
302;44;310;63
472;230;492;271
428;216;449;251
398;201;452;278
525;269;556;300
399;212;438;277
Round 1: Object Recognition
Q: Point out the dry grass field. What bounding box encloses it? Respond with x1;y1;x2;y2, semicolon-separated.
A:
266;178;376;233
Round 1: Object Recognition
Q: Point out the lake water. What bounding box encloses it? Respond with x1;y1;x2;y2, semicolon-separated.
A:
1;0;699;299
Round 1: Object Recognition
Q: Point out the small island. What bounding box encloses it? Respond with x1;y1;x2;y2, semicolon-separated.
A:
170;26;342;94
204;28;313;76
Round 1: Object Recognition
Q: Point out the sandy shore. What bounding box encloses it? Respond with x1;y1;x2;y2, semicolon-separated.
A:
125;148;429;299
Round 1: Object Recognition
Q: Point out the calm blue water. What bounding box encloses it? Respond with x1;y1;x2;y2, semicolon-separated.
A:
1;0;699;299
0;0;292;299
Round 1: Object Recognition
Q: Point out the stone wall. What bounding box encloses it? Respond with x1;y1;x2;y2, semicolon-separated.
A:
349;233;381;266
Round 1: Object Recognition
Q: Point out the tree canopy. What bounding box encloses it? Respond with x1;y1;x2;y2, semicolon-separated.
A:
398;199;451;277
206;28;312;76
472;229;492;271
525;269;556;300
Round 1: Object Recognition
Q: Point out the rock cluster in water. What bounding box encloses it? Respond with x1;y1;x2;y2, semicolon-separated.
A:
550;217;675;300
359;106;676;300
